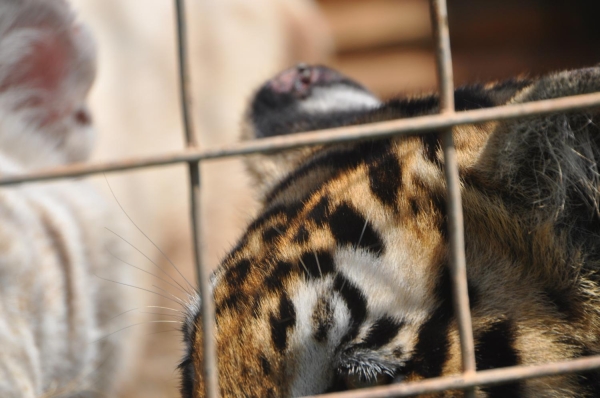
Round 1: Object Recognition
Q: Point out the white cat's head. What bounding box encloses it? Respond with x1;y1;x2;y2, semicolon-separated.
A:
0;0;96;168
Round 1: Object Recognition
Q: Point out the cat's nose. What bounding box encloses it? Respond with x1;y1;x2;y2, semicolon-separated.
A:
267;64;347;98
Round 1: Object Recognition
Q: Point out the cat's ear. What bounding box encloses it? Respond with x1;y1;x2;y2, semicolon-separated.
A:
476;67;600;217
0;0;96;162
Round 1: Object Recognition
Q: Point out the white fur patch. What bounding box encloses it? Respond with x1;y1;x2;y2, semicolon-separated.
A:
298;85;381;114
334;245;431;325
288;277;352;396
286;233;436;395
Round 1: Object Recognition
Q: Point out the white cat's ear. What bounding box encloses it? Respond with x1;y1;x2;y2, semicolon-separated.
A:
0;0;96;161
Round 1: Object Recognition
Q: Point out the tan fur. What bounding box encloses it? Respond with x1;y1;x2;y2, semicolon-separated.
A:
185;68;600;397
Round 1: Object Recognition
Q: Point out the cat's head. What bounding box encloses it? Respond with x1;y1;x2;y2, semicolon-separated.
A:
0;0;97;168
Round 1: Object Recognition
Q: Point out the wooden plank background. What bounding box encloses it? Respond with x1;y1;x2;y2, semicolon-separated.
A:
317;0;600;98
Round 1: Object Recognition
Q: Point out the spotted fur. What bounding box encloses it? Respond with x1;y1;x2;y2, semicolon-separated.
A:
182;65;600;397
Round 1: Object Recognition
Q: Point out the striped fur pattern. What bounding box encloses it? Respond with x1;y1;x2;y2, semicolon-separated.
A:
181;65;600;397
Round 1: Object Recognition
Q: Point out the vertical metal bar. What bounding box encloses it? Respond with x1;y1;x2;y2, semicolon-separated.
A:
188;160;219;398
429;0;477;394
175;0;197;147
174;1;219;397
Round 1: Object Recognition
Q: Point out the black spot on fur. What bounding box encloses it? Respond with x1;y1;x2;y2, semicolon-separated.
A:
221;236;248;266
307;195;330;227
481;78;532;105
412;175;427;191
430;193;448;241
314;323;331;343
216;292;245;316
576;348;600;397
269;294;296;352
393;347;404;358
409;198;420;217
262;225;283;244
264;261;294;292
329;203;385;255
224;258;251;286
544;287;584;322
370;81;507;118
476;320;523;397
404;266;453;378
293;225;310;244
359;317;405;349
313;298;334;343
368;155;402;208
454;85;495;110
299;250;335;279
259;354;272;376
381;95;437;118
334;273;368;342
421;133;442;168
247;202;302;235
266;140;392;203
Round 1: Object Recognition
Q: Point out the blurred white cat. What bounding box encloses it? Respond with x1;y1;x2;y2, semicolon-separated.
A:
0;1;130;396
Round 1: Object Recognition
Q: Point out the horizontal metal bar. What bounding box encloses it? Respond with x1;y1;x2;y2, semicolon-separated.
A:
303;355;600;398
1;91;600;186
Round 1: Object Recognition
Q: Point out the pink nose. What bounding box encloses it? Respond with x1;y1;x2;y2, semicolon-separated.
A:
268;64;346;98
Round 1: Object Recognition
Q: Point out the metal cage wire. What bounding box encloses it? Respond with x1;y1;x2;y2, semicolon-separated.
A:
2;1;600;397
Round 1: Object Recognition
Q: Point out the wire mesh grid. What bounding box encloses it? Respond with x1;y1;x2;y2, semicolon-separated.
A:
3;0;600;397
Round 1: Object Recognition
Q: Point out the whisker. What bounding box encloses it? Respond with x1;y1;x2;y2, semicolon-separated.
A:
104;175;197;293
93;273;182;306
339;277;348;292
145;320;183;324
108;250;187;295
272;225;284;235
147;305;184;313
356;211;371;248
146;328;181;336
140;311;183;318
92;320;183;345
105;227;191;295
313;250;323;278
107;307;139;323
152;284;185;304
298;255;311;279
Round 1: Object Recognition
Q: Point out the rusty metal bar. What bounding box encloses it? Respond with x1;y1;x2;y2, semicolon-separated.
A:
187;161;219;398
174;1;219;397
1;92;600;187
175;0;197;147
430;0;454;111
429;1;476;395
304;355;600;398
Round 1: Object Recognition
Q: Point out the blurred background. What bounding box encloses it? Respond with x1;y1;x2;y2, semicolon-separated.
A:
67;0;600;396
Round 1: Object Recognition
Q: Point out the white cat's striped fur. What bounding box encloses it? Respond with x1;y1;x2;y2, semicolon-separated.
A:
0;1;129;396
